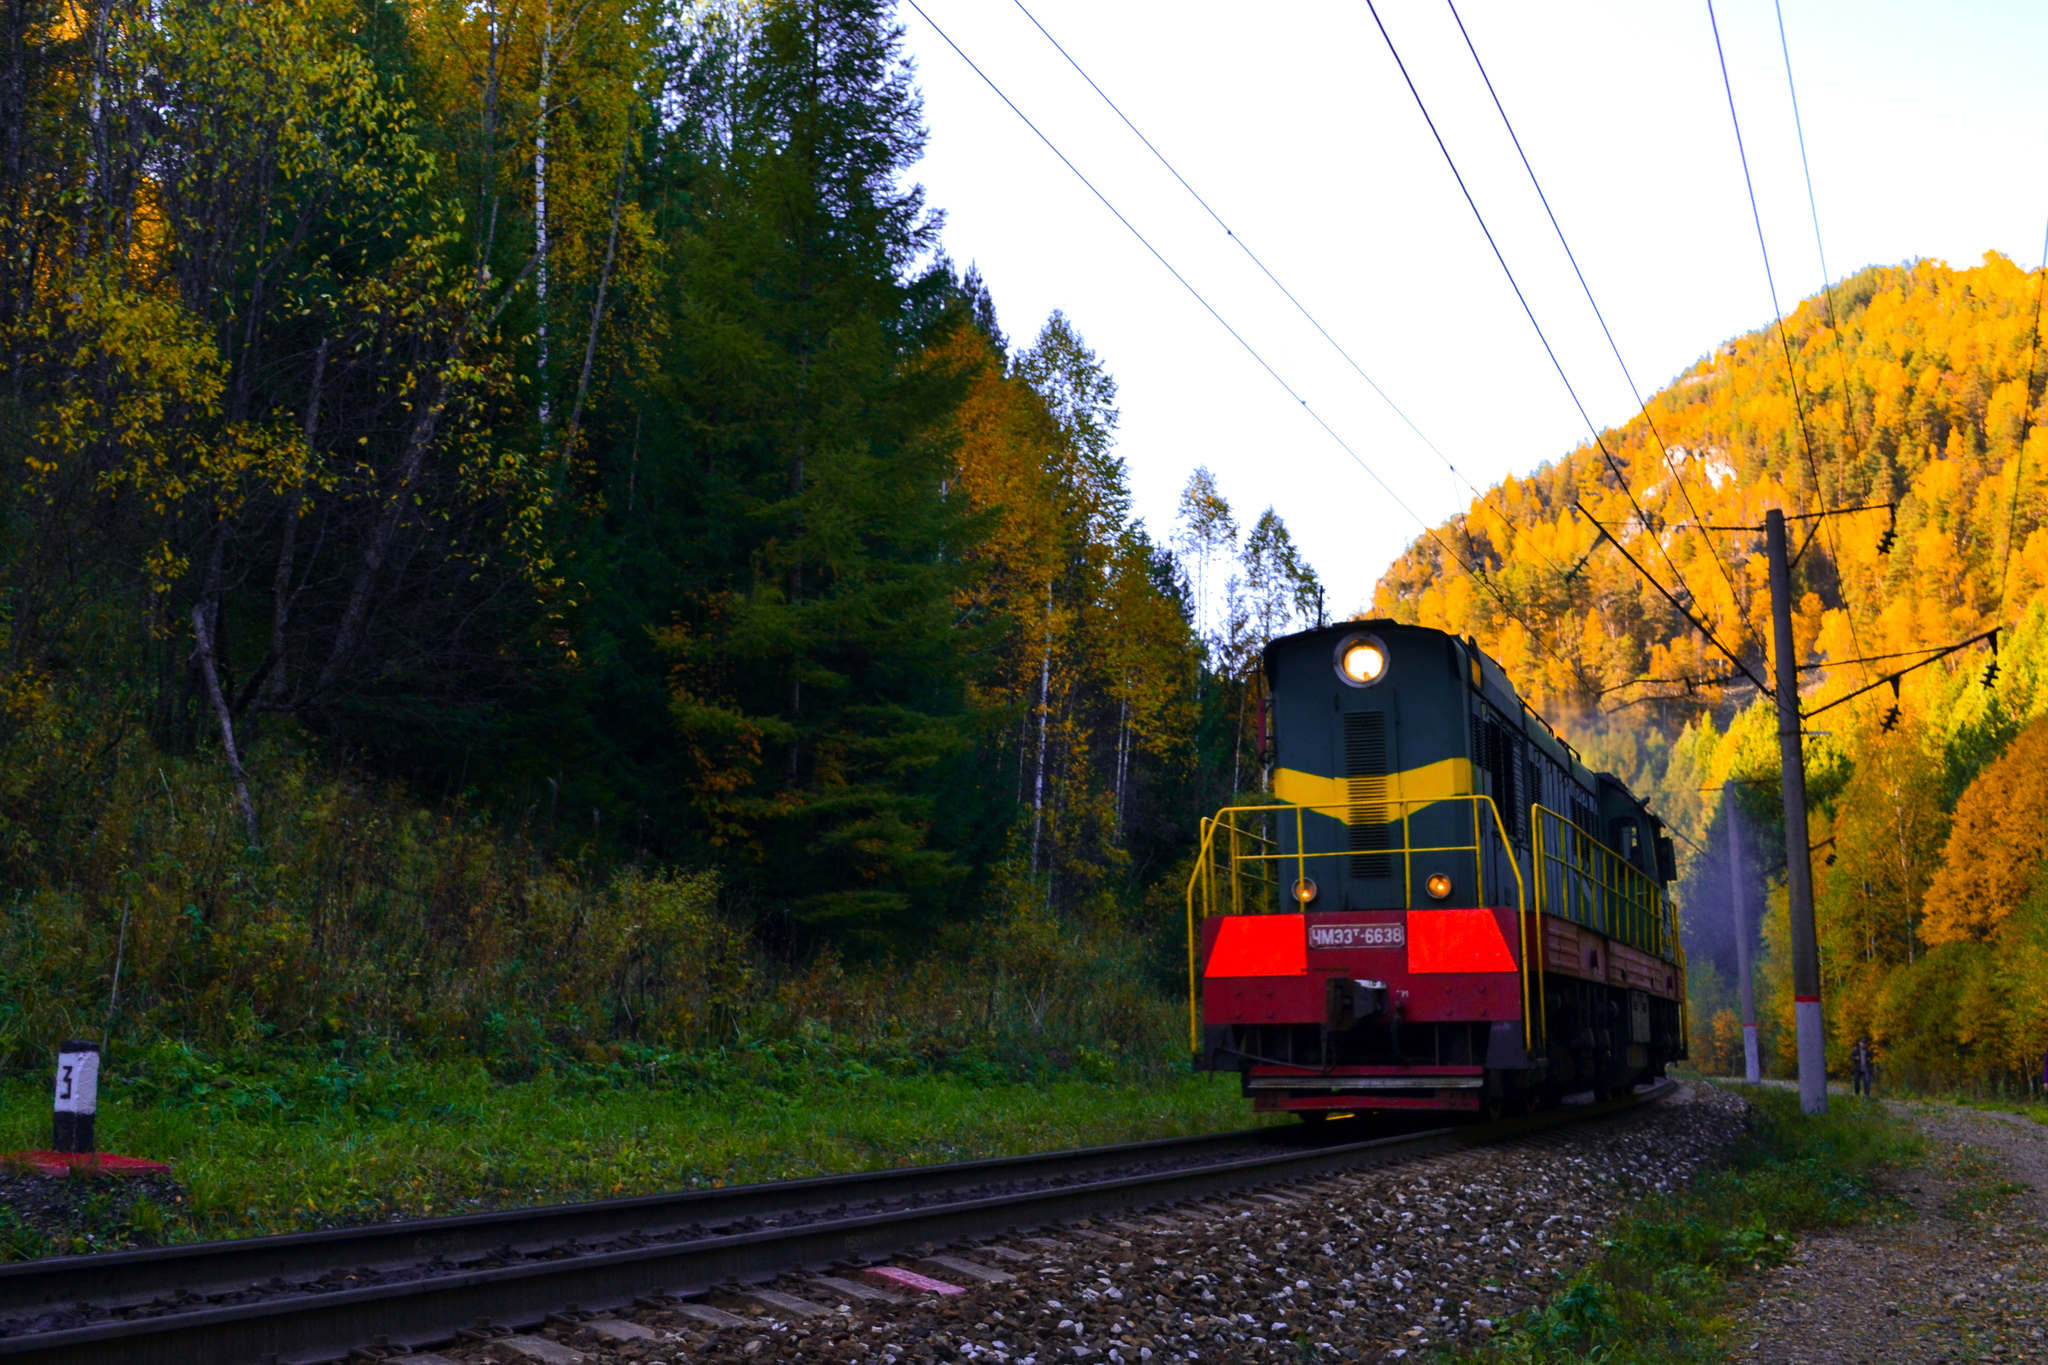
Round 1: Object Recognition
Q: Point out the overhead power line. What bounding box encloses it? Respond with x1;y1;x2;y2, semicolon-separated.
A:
1443;0;1764;663
1576;501;1773;696
1802;628;2000;722
1362;0;1758;682
1004;0;1483;509
1997;214;2048;614
1708;0;1823;503
902;0;1601;696
1767;0;1872;675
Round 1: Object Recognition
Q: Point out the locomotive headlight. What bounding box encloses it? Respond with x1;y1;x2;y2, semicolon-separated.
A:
1425;873;1454;901
1341;642;1386;683
1334;633;1389;687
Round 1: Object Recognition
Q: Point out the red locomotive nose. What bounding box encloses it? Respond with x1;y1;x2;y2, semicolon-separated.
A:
1406;908;1516;973
1203;914;1306;978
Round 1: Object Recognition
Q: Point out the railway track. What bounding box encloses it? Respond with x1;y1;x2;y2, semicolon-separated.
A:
0;1080;1675;1365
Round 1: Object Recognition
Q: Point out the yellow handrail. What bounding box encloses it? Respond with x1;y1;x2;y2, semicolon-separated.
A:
1185;796;1690;1066
1529;804;1675;961
1184;795;1531;1052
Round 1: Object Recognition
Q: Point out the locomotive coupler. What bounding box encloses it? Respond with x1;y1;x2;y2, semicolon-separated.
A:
1324;977;1388;1031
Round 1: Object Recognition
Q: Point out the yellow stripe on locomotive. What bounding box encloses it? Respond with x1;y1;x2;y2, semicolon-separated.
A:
1187;622;1686;1119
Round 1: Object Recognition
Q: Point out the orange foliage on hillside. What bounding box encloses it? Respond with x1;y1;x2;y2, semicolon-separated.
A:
1374;254;2048;1090
1374;253;2047;720
1920;718;2048;946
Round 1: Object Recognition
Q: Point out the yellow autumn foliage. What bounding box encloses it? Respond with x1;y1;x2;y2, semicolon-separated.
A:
1920;719;2048;946
1376;253;2048;1089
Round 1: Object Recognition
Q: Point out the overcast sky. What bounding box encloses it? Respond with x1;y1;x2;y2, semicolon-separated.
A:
897;0;2048;615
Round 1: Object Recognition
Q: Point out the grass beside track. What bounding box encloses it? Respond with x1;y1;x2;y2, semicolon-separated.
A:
0;1044;1268;1258
1445;1084;1925;1365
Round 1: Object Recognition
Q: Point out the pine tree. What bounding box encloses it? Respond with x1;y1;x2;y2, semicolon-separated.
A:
630;0;983;945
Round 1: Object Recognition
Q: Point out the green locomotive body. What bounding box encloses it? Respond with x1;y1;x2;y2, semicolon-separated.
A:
1188;621;1687;1116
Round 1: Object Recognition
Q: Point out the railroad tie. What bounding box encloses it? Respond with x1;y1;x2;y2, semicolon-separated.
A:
671;1302;752;1329
916;1255;1017;1285
584;1318;657;1343
975;1244;1035;1263
809;1274;905;1304
1069;1228;1130;1247
737;1288;836;1319
864;1265;968;1295
487;1335;587;1364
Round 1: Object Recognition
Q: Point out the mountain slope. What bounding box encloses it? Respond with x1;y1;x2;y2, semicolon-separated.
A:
1371;253;2048;1088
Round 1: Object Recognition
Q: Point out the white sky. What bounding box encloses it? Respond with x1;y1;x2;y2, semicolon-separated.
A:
899;0;2048;615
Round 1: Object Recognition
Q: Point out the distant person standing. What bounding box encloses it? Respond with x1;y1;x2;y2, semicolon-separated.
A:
1852;1033;1876;1098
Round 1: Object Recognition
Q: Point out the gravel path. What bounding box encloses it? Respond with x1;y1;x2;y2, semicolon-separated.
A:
1729;1099;2048;1365
381;1083;1746;1364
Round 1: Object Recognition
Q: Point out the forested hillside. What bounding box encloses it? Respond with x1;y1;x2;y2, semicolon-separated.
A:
0;0;1322;1070
1373;253;2048;1092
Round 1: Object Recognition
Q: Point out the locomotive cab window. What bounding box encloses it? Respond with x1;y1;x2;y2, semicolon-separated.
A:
1610;819;1645;869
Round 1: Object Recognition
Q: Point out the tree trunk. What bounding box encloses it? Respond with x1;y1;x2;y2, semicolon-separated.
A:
534;0;554;427
259;336;327;710
190;530;258;844
562;138;630;457
1029;581;1051;876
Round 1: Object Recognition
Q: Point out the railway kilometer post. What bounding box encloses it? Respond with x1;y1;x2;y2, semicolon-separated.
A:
52;1039;100;1153
1765;509;1826;1115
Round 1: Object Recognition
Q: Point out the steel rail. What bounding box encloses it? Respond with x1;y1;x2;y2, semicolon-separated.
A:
1;1123;1308;1317
0;1080;1677;1365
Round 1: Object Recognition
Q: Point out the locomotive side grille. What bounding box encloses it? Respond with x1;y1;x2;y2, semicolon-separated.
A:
1496;725;1521;842
1473;714;1523;842
1345;711;1391;877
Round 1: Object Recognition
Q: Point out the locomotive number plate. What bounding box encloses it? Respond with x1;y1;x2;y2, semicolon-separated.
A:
1308;922;1404;949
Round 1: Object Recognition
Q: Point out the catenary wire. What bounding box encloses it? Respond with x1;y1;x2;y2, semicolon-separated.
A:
1769;0;1872;680
1005;0;1490;510
1996;214;2048;615
901;0;1601;696
1362;0;1764;693
1715;0;1889;709
1443;0;1765;666
1576;501;1771;696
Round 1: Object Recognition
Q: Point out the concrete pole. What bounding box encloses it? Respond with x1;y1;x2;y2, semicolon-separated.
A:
1726;783;1761;1084
1765;509;1827;1114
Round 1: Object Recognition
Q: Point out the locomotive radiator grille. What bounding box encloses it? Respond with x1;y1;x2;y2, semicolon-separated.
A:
1345;711;1391;877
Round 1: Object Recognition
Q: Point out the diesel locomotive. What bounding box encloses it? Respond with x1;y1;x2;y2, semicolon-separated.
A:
1187;621;1686;1117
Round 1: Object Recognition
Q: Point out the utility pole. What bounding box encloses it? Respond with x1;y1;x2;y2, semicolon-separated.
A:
1765;508;1826;1114
1725;783;1760;1084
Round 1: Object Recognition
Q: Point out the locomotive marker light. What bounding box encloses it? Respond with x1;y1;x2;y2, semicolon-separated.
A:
53;1039;99;1154
1334;634;1388;686
1292;877;1319;905
1766;509;1827;1116
1425;873;1453;901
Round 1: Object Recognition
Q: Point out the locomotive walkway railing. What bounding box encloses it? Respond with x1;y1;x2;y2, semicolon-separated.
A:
1184;795;1535;1053
1529;804;1675;961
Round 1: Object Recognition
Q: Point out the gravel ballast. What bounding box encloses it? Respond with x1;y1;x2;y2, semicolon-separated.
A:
392;1082;1747;1364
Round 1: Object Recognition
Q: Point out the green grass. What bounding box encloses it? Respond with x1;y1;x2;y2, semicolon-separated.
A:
0;1036;1267;1255
1447;1084;1924;1365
